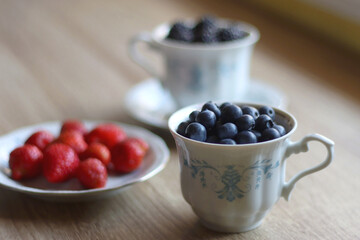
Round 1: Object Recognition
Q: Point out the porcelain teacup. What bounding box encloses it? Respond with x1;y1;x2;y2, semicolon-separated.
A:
168;103;334;232
128;19;260;108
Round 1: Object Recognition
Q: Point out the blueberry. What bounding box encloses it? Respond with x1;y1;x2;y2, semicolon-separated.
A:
261;128;280;141
235;114;255;131
176;121;190;136
273;124;286;136
251;130;262;141
167;22;193;42
255;114;274;132
189;110;200;122
220;102;232;111
185;122;207;142
196;110;216;129
259;106;275;120
241;106;260;119
219;139;236;145
217;123;238;139
193;16;217;43
235;131;257;144
217;26;249;42
220;104;243;123
201;101;221;119
206;135;219;143
194;16;217;34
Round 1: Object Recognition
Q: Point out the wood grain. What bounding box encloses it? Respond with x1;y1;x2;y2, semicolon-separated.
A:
0;0;359;239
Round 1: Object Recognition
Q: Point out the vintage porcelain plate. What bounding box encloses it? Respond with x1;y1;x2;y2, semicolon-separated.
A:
125;78;287;129
0;121;169;201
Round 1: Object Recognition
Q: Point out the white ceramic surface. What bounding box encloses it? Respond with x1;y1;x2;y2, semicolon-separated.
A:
0;121;169;201
124;78;287;129
168;103;334;232
128;19;260;107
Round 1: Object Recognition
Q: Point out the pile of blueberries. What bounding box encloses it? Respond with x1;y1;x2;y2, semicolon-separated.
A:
166;16;249;43
176;102;287;145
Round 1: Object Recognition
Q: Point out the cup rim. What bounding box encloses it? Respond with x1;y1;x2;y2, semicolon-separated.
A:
168;102;297;148
150;19;260;51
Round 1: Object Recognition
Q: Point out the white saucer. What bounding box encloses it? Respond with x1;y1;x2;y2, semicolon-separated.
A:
125;78;287;129
0;121;169;201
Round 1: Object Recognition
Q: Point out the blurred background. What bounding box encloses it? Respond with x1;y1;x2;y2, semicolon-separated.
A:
247;0;360;53
0;0;359;133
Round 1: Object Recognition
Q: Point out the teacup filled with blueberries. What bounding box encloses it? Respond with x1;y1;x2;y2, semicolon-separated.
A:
169;101;334;232
176;101;286;145
129;16;260;108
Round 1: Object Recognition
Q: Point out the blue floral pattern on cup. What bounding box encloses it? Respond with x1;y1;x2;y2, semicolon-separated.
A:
184;159;280;202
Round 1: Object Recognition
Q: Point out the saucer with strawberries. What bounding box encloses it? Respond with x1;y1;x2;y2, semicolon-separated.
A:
0;120;169;201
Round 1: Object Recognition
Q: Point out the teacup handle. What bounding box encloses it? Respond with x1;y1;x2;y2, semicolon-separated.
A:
128;32;162;81
281;134;334;201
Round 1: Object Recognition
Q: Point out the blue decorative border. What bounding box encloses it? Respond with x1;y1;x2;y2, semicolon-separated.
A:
183;158;280;202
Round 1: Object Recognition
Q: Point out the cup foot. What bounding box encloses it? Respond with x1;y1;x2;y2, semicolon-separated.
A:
200;219;263;233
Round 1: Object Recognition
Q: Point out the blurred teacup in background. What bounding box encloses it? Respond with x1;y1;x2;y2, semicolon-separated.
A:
129;16;260;108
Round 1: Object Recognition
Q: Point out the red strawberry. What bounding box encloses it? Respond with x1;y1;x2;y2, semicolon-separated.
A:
61;120;87;135
25;130;54;151
79;143;111;166
126;137;149;153
85;123;126;149
54;130;88;154
77;158;107;189
111;139;145;173
9;144;43;180
43;143;80;183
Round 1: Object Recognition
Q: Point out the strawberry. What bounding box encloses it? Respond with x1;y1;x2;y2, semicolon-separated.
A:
79;143;111;166
126;137;149;153
111;139;145;173
61;120;87;135
54;130;88;154
77;158;107;189
25;130;54;151
85;123;126;149
43;143;80;183
9;144;43;180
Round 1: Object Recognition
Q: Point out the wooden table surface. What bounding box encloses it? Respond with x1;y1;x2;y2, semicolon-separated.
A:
0;0;359;239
